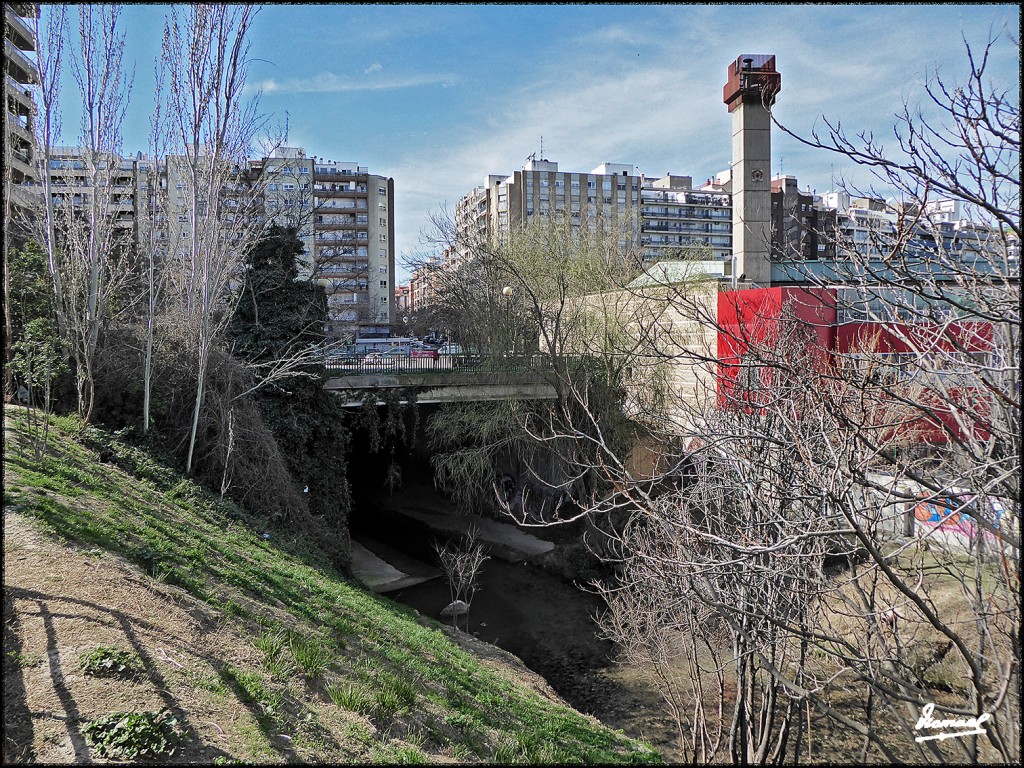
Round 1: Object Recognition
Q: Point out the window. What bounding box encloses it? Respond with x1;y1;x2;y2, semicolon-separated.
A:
380;280;387;287
379;234;387;242
380;218;387;226
298;167;309;174
283;183;295;191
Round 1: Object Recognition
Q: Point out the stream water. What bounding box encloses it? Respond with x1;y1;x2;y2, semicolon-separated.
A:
351;487;677;753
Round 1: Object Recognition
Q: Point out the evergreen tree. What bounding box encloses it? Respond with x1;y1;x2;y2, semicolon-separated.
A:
230;225;352;544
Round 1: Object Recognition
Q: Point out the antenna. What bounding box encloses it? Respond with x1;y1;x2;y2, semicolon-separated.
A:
539;135;544;161
284;110;290;145
779;155;783;177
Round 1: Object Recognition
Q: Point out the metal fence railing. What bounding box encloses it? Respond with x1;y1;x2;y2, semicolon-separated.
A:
325;353;546;376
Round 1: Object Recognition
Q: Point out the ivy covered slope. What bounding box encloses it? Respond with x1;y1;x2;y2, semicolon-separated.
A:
3;406;660;765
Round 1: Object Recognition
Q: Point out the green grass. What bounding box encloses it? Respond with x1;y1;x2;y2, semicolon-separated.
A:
4;407;661;764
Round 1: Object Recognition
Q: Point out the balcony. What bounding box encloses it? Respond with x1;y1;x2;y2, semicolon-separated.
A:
5;75;33;114
4;6;36;51
4;38;36;84
313;166;367;179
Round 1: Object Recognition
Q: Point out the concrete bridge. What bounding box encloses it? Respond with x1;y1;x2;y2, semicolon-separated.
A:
324;355;557;405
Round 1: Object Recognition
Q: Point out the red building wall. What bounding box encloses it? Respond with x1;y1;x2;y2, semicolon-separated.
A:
716;287;994;443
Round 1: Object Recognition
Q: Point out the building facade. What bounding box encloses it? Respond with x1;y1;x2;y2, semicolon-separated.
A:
4;2;38;244
454;158;643;257
640;174;732;262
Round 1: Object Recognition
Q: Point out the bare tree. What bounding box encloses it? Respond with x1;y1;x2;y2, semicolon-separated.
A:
23;4;70;365
159;3;264;473
475;35;1019;765
413;212;653;517
435;525;489;631
59;3;134;422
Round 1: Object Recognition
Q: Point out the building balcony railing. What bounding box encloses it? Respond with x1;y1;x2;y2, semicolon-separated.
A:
641;207;731;220
312;186;368;197
643;223;731;233
315;219;367;230
4;38;36;84
314;165;367;175
4;6;36;51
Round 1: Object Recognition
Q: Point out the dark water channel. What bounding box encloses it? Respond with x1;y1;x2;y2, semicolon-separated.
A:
351;493;632;719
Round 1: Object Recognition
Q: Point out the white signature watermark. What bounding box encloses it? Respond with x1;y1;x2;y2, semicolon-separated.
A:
914;702;990;743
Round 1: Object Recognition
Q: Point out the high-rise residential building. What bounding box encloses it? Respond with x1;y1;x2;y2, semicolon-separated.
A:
770;175;835;262
639;174;732;262
455;158;643;257
42;146;140;246
225;147;399;342
4;2;38;244
28;141;397;344
306;156;395;341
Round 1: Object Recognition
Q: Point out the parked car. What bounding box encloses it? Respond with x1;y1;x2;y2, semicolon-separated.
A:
362;348;397;359
323;346;362;366
437;343;464;355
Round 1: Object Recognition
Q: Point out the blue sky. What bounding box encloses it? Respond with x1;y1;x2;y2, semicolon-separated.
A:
48;3;1020;282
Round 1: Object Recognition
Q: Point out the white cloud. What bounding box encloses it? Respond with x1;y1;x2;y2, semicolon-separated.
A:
364;62;383;75
256;70;458;95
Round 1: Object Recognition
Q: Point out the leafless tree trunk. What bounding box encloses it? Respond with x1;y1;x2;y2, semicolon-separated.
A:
160;4;263;473
62;3;134;423
24;5;70;361
435;525;489;631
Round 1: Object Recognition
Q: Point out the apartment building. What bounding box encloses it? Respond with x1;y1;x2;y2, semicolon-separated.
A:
453;157;742;272
306;156;395;341
44;147;140;248
455;158;643;256
639;174;732;262
29;142;396;344
770;175;835;262
4;2;38;243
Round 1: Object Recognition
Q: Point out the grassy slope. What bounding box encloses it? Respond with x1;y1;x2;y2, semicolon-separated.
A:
3;406;660;764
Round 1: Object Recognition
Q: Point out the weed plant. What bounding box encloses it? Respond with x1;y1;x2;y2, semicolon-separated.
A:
289;633;333;678
79;646;143;680
81;708;180;760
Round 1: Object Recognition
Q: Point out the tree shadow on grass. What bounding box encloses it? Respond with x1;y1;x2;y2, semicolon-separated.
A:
7;586;233;763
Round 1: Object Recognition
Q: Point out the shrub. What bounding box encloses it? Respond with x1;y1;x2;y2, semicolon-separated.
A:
78;646;142;680
82;708;180;760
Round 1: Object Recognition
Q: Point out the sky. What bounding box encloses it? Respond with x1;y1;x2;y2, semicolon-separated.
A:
46;3;1020;283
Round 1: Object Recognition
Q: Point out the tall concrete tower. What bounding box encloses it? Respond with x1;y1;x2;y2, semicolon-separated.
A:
723;54;781;286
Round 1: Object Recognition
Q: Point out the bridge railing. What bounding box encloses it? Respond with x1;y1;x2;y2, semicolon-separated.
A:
325;353;549;376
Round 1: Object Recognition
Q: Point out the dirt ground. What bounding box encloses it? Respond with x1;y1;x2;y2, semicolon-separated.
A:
3;508;269;763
